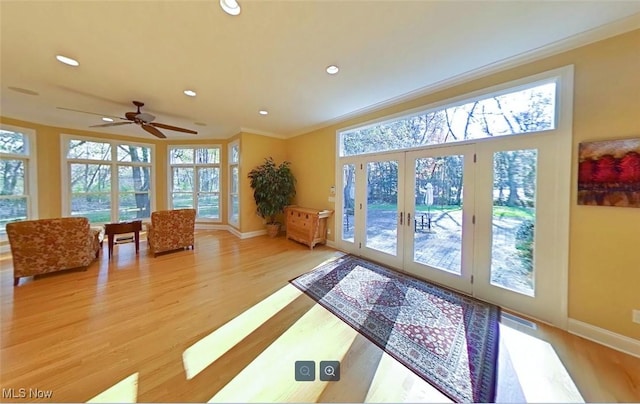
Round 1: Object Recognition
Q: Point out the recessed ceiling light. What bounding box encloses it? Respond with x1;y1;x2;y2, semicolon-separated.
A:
184;89;197;97
8;86;39;96
102;117;114;122
326;65;339;75
56;55;79;67
220;0;241;16
259;110;268;115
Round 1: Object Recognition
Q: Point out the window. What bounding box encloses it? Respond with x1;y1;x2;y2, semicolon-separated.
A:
1;126;37;235
228;141;240;227
340;80;557;156
63;136;153;223
169;146;221;220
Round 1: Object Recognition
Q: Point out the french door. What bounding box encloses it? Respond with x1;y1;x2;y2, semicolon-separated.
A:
403;144;476;295
340;153;405;269
337;135;567;325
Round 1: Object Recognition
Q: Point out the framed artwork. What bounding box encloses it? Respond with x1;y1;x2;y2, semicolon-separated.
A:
578;138;640;207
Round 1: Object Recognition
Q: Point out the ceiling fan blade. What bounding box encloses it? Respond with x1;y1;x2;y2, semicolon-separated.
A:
150;122;197;134
89;122;134;128
57;106;126;120
142;124;166;139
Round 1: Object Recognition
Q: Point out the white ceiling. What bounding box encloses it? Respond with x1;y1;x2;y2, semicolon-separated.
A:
2;1;640;140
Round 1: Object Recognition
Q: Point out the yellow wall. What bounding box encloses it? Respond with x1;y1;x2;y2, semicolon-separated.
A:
239;132;287;233
286;130;337;238
286;29;640;339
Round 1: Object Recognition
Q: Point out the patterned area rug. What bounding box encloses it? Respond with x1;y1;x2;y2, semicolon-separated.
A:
290;255;500;403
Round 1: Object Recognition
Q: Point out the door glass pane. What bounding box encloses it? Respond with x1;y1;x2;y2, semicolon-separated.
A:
490;149;537;296
172;167;194;192
342;164;355;242
413;155;464;274
366;160;398;255
198;168;219;192
198;194;219;218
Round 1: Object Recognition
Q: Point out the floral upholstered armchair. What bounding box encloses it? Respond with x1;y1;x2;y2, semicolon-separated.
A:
7;217;101;286
146;209;196;257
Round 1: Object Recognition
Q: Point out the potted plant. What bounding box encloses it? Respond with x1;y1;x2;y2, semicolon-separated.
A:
248;157;296;237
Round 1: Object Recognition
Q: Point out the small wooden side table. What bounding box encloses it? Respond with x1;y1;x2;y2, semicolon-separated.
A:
104;220;143;259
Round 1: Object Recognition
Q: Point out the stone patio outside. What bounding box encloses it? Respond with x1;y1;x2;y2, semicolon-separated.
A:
342;208;534;296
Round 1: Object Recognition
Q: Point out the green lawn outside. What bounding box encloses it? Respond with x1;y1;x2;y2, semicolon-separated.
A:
367;203;534;219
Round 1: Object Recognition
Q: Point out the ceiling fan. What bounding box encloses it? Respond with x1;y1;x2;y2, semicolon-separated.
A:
57;101;198;139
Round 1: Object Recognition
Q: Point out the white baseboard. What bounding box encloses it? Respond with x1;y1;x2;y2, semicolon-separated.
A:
326;240;337;249
238;229;267;239
195;223;227;231
567;318;640;358
226;226;242;238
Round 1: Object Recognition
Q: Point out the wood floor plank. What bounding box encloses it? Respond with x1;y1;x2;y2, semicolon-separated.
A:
1;231;638;402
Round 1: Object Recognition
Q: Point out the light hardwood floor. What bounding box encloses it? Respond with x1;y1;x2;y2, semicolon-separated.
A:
1;231;638;403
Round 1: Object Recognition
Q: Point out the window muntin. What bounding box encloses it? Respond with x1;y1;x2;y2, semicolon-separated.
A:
340;81;556;156
169;146;221;220
1;127;36;235
64;137;153;223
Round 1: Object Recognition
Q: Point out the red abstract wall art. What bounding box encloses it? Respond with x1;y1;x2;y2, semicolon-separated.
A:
578;138;640;207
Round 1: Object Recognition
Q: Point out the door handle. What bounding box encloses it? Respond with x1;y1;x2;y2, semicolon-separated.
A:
407;212;411;227
399;212;403;225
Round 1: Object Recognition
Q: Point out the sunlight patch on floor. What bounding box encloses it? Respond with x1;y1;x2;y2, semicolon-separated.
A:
500;324;584;403
364;352;451;403
182;283;303;380
86;372;138;403
208;304;358;403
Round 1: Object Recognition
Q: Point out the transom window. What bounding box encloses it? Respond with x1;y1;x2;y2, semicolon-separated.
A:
340;80;556;156
1;126;37;235
62;136;154;223
169;146;221;221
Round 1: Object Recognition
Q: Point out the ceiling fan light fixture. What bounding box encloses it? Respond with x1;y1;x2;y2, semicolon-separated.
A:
102;117;114;122
55;55;79;67
326;65;339;75
184;89;197;97
220;0;241;16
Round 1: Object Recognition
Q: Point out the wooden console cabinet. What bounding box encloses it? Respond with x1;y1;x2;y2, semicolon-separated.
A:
285;206;333;249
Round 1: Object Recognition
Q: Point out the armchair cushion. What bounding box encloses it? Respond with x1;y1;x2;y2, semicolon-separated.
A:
147;209;196;256
7;217;100;285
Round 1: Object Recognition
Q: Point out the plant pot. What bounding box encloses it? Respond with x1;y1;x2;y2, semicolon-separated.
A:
266;223;280;238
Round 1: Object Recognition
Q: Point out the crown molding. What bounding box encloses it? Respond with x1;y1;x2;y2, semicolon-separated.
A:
239;127;286;139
